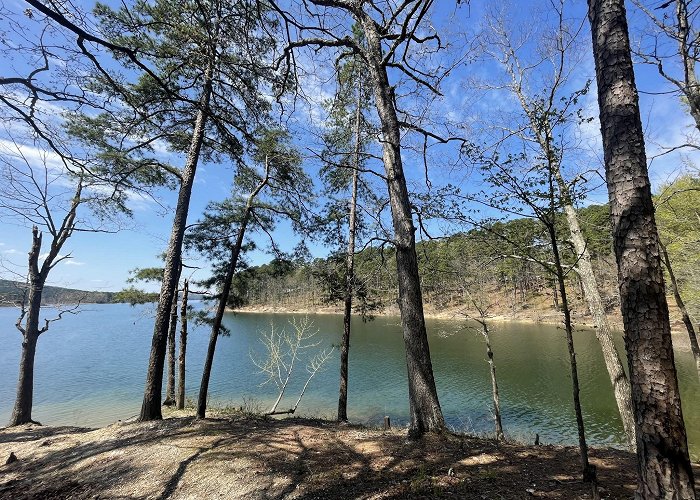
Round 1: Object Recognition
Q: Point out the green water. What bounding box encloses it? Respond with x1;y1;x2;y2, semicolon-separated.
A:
0;304;698;459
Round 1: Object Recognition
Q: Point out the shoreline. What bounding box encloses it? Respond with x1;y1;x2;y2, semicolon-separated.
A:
232;304;698;350
232;303;617;329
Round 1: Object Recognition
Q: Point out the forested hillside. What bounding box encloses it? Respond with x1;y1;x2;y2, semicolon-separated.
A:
0;280;115;305
233;192;700;325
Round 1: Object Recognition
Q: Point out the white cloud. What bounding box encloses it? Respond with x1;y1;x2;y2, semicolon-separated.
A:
2;249;20;254
0;137;66;174
64;260;85;266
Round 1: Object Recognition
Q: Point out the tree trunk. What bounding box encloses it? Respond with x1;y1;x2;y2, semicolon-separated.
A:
677;0;700;132
480;321;504;441
177;280;188;410
660;240;700;380
197;224;248;419
547;223;595;484
10;227;45;426
197;162;269;418
359;16;444;436
587;1;695;496
163;287;179;406
338;77;362;423
139;63;214;422
558;191;636;447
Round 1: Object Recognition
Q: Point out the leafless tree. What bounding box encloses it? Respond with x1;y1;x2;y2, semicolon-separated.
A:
479;0;635;447
252;317;334;416
0;133;125;426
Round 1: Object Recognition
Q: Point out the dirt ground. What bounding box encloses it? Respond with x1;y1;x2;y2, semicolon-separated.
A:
2;414;696;499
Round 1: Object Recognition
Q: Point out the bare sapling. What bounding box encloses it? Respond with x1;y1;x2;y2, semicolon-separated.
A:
252;317;335;416
461;291;504;441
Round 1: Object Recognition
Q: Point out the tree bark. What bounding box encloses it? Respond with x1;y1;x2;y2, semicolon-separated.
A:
587;1;695;496
359;16;444;437
177;280;188;410
163;287;179;406
660;240;700;380
480;320;503;441
337;77;362;423
139;60;214;422
9;228;44;426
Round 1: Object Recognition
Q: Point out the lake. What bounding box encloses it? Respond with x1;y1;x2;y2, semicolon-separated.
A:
1;303;698;459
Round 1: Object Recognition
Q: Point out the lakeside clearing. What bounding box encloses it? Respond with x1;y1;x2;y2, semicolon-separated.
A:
3;410;698;499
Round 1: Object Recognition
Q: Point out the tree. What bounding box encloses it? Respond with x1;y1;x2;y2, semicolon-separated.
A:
252;317;334;415
587;0;695;496
272;0;453;435
177;279;189;410
83;0;281;421
467;144;596;484
0;134;128;426
317;29;377;422
188;129;311;419
459;276;504;441
481;0;635;447
630;0;700;133
125;264;182;407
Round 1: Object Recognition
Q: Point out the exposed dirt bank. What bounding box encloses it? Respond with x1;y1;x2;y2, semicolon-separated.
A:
234;304;698;351
2;413;698;499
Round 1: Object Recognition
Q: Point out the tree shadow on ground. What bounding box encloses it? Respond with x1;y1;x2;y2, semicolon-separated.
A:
1;416;698;499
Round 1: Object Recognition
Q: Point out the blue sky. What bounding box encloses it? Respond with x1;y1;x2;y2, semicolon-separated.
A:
1;0;698;293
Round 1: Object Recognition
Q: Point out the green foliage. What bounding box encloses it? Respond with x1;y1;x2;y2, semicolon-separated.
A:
126;267;164;284
185;128;312;308
112;286;159;305
655;174;700;316
577;204;613;258
233;205;617;313
67;0;283;198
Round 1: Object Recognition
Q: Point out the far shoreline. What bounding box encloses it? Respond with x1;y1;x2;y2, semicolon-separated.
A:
231;304;697;351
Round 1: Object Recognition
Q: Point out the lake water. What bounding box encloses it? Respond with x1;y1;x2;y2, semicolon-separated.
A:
1;303;698;459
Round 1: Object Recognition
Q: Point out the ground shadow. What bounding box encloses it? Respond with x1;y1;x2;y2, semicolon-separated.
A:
1;416;699;499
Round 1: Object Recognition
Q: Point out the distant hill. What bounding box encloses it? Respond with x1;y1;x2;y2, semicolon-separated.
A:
0;280;214;307
0;280;115;305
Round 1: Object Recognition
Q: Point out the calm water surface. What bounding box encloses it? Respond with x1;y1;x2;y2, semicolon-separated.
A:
1;304;698;459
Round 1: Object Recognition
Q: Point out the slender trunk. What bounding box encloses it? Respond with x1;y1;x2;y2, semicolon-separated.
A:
587;1;695;496
547;223;595;484
660;241;700;379
164;287;179;406
197;164;268;418
338;77;362;423
10;230;43;426
139;61;214;422
557;182;636;447
177;280;188;410
677;0;700;132
197;222;248;419
266;353;296;415
360;16;444;436
480;321;503;441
